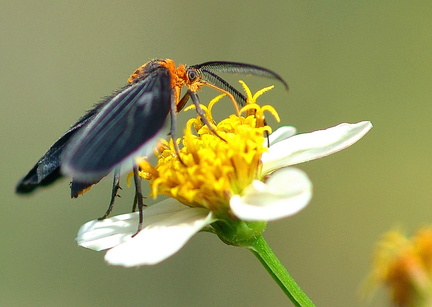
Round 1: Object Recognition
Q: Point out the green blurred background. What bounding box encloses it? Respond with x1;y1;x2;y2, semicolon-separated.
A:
1;1;431;306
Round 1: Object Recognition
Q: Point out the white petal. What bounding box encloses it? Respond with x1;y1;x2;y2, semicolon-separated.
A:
230;168;312;221
76;199;193;251
77;212;138;251
267;126;297;146
261;121;372;175
104;207;214;267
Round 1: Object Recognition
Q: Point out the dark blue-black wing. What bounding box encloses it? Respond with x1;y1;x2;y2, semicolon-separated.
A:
15;103;104;194
61;65;172;183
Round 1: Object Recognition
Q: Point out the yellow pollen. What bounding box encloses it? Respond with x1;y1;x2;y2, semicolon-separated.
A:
137;82;280;214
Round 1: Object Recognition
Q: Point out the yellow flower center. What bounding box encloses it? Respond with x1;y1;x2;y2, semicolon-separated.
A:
137;81;279;215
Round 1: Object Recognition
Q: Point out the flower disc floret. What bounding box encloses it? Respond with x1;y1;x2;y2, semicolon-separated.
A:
140;105;275;215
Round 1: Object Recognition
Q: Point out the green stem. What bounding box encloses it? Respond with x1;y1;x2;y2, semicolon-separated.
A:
248;235;315;307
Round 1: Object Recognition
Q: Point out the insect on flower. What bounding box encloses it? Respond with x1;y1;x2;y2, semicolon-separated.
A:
15;59;288;229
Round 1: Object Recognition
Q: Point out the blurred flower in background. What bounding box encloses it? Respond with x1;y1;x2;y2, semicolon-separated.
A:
367;227;432;306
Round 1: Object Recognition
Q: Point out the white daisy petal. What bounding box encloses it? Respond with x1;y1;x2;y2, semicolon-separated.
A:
261;121;372;175
76;199;191;251
77;213;138;251
104;207;214;267
267;126;297;146
230;168;312;221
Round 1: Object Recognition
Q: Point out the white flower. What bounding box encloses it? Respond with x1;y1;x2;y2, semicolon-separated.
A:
76;121;372;267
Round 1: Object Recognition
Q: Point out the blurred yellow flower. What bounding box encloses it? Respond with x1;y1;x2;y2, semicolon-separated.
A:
368;227;432;306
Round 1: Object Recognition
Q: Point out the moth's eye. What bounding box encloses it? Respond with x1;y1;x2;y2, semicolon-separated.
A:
187;69;199;82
